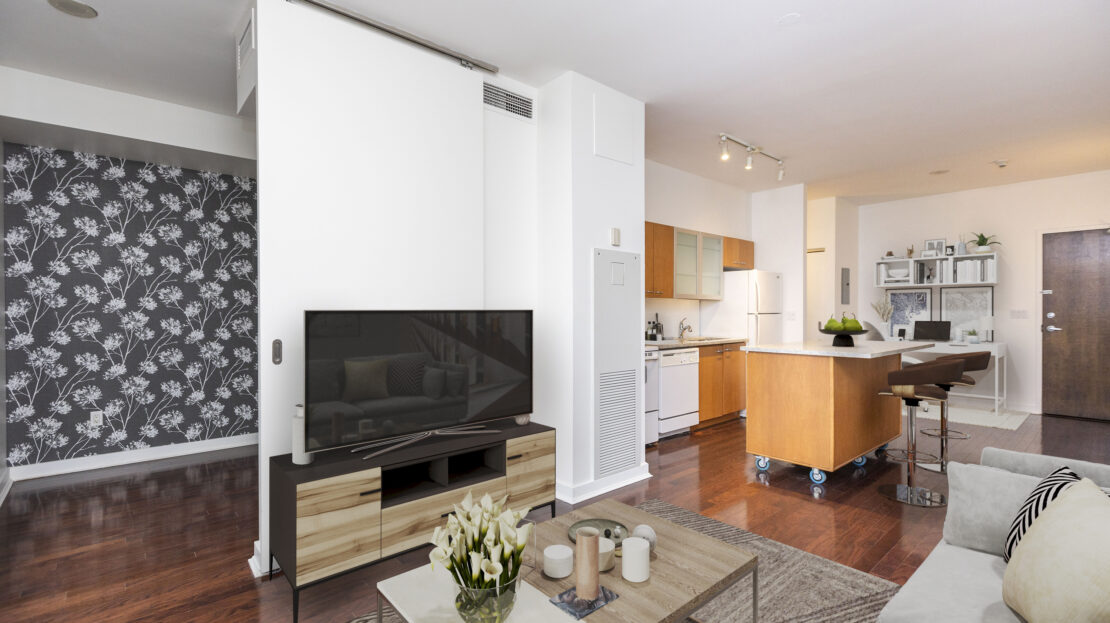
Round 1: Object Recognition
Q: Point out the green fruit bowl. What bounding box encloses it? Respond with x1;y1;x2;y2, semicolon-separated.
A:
817;326;869;347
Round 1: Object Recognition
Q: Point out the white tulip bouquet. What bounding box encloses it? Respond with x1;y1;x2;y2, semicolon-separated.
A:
429;490;533;622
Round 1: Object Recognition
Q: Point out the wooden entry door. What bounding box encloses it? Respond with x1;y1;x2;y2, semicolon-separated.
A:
1042;228;1110;420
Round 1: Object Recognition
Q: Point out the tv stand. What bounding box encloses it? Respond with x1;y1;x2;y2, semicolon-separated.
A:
350;423;503;460
269;419;555;623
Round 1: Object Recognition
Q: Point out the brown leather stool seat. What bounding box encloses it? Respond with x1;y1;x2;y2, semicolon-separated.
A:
878;358;965;508
920;351;992;472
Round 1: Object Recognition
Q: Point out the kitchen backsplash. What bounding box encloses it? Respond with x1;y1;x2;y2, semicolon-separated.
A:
645;298;700;339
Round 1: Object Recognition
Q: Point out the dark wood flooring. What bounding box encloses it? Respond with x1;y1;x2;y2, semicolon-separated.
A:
2;413;1108;622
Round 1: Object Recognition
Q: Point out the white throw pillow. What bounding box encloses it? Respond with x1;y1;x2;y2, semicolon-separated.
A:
1002;478;1110;622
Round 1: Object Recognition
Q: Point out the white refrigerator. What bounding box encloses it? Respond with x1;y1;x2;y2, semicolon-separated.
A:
701;270;783;345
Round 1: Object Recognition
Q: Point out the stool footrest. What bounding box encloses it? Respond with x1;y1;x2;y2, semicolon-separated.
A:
919;428;970;440
883;448;941;465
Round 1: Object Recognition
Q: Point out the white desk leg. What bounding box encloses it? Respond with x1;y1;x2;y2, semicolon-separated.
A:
1002;354;1007;411
994;355;1000;416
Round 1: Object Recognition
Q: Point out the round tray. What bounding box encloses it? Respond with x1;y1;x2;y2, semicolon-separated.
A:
817;327;869;347
567;519;629;546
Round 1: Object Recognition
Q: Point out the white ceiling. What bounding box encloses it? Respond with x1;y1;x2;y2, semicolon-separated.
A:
2;1;1108;203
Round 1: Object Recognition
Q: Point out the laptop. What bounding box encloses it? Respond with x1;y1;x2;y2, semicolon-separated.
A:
913;320;952;341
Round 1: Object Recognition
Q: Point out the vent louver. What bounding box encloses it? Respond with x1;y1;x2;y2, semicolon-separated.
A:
483;83;533;119
597;369;638;478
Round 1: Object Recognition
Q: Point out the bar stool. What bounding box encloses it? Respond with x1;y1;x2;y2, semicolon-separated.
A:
919;351;991;474
877;358;965;507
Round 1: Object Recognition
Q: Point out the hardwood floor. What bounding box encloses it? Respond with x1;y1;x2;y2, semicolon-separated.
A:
2;414;1108;622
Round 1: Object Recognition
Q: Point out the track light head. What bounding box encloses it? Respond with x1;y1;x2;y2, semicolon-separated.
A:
777;161;784;181
745;149;754;170
719;140;730;162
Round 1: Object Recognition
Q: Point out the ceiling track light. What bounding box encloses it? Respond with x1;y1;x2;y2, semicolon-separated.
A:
717;133;786;181
48;0;98;18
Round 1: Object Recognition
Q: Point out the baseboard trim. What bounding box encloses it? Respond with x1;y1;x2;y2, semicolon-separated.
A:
9;433;258;481
248;539;279;579
0;469;12;509
555;463;652;505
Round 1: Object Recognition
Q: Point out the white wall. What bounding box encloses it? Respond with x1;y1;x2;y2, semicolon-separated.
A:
0;66;256;163
253;0;486;574
751;184;807;341
644;159;751;338
536;71;648;503
484;76;538;310
806;197;860;340
856;169;1110;413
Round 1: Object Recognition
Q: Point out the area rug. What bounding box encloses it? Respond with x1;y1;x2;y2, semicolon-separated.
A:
911;404;1029;431
353;499;899;623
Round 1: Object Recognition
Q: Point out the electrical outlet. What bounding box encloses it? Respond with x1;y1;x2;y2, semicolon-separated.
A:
90;410;103;427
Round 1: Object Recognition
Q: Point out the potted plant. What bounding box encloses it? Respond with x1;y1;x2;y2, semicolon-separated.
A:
871;300;894;340
967;329;981;344
429;491;532;623
967;232;1001;254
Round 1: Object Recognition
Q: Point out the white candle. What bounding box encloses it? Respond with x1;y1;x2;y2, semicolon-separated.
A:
543;544;574;579
598;537;615;572
621;537;650;583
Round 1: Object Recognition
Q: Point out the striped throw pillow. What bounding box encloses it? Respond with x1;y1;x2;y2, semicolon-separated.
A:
1004;466;1081;562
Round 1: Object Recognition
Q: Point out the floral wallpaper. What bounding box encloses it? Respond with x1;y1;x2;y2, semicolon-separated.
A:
3;143;258;466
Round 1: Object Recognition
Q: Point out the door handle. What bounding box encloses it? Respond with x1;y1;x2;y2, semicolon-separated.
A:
1045;325;1063;332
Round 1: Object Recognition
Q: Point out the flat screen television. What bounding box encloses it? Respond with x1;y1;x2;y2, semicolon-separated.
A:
304;310;533;453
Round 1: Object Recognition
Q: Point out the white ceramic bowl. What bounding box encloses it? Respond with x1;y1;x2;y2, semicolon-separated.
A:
887;268;909;279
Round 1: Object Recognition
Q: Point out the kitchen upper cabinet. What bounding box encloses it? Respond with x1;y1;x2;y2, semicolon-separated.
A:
674;229;700;298
698;345;723;422
644;222;674;299
722;345;747;414
700;234;723;300
723;237;755;271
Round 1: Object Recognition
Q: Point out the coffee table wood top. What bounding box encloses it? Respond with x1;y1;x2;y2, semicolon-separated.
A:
526;498;757;623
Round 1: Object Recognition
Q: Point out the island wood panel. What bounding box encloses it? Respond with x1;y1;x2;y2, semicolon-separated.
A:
746;352;835;469
380;477;506;558
831;355;903;468
698;345;724;422
295;469;382;586
506;431;556;511
529;498;756;623
723;346;746;413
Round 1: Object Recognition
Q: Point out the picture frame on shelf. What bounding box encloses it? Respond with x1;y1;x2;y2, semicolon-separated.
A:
940;286;994;342
924;238;946;256
945;245;956;256
921;249;939;258
887;288;932;338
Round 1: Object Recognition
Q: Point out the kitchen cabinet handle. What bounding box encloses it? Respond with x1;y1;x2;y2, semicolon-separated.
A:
359;488;382;497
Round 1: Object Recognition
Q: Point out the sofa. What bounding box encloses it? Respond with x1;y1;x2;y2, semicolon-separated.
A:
878;447;1110;622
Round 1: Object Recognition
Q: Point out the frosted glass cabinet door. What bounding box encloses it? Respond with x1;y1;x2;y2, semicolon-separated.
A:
674;229;699;298
700;234;723;299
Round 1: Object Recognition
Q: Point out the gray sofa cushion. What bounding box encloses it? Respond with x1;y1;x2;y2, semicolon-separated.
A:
878;542;1020;623
944;462;1041;556
982;447;1110;488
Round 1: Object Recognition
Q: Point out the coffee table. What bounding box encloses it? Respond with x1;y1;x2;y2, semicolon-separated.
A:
376;498;758;622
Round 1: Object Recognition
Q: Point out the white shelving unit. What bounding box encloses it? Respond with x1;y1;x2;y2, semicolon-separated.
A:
875;252;997;288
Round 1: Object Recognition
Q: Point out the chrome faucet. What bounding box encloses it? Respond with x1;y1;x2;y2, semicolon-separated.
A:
678;317;693;341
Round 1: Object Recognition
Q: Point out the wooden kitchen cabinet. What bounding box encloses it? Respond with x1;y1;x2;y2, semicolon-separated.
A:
723;237;755;271
698;345;723;422
723;345;747;413
644;221;674;298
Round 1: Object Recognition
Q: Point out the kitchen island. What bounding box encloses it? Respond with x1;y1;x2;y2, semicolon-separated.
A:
742;341;934;484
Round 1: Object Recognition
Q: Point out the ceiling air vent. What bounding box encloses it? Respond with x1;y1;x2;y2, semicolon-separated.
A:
483;83;533;119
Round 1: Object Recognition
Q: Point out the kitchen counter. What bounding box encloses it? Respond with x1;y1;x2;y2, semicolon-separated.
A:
646;337;747;350
742;340;933;359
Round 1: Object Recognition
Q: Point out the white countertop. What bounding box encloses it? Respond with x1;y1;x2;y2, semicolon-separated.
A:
646;337;747;350
742;340;935;359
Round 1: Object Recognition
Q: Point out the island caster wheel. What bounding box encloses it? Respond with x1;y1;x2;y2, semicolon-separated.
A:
809;468;828;485
875;444;889;458
852;456;867;467
755;456;771;472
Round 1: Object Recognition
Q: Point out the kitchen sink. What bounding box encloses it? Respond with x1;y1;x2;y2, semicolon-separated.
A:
682;336;722;342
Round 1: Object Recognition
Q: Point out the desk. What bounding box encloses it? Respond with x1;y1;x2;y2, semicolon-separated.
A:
904;341;1007;415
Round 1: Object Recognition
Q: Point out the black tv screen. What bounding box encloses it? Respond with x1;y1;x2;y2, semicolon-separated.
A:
304;310;533;453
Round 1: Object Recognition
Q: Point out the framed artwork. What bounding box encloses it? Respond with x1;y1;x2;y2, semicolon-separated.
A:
945;245;956;256
887;289;932;338
924;238;947;255
921;249;939;258
941;286;994;341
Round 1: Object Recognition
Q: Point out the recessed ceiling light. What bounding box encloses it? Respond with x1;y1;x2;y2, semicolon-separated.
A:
928;169;950;176
776;12;802;26
48;0;98;19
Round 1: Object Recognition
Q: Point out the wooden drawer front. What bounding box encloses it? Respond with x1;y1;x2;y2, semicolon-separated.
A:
506;431;556;512
381;477;507;558
295;469;382;586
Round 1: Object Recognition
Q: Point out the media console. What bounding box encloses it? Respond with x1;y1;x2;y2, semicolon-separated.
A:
269;419;555;622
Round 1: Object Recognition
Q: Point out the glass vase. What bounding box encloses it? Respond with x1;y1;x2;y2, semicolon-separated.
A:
454;574;521;623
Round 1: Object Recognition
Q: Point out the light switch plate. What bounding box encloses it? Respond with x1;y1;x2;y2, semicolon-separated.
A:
610;227;621;247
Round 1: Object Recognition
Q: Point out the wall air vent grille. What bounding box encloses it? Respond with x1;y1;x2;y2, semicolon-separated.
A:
483;83;533;119
597;369;638;478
